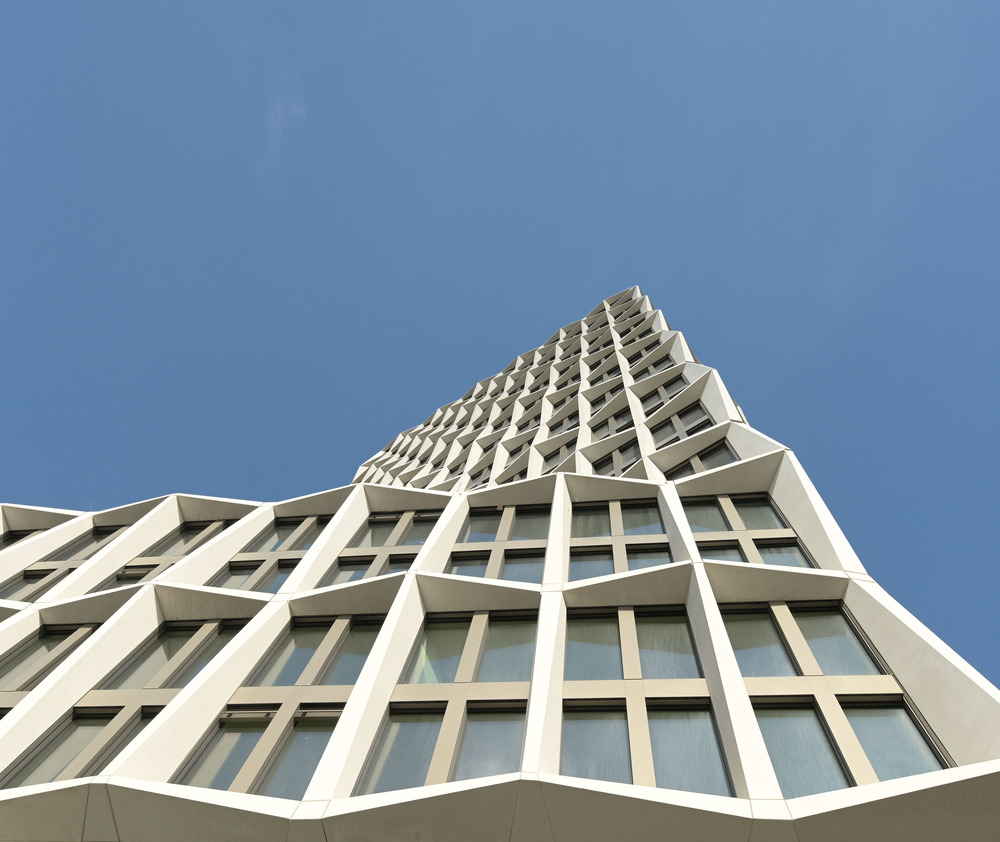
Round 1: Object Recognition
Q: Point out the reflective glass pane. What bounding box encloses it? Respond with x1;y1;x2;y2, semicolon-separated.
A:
700;545;744;564
648;710;731;795
350;518;399;549
666;463;696;480
0;630;74;691
636;616;701;679
258;566;295;594
181;720;267;791
453;711;524;781
652;420;678;446
258;720;336;799
793;610;881;676
403;621;469;683
501;554;545;584
758;544;811;568
6;716;113;788
49;528;121;562
477;620;535;682
167;627;240;688
562;710;631;783
734;499;785;530
246;521;300;553
678;404;708;427
723;613;797;677
569;551;614;581
565;617;623;680
358;712;442;794
627;547;672;570
292;516;331;551
105;629;197;690
683;501;729;532
845;706;942;781
622;503;664;536
402;515;439;546
387;556;414;572
251;626;329;686
462;512;502;543
326;562;369;585
214;566;256;589
756;708;849;798
700;443;736;469
0;573;44;601
449;555;489;577
510;509;549;541
144;523;210;557
321;624;381;685
571;507;611;538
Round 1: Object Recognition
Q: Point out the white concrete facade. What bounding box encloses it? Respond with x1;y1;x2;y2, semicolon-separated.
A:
0;288;997;841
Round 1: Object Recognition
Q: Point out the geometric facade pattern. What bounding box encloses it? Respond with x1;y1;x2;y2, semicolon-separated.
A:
0;288;998;841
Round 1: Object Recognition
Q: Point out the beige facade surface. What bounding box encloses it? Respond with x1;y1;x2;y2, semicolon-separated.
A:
0;288;997;840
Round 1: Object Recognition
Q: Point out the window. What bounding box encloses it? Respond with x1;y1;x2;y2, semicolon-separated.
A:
591;408;634;441
723;612;797;677
792;608;881;675
213;514;337;593
92;520;229;592
565;615;623;680
360;613;536;793
648;707;731;795
633;355;675;381
0;529;40;551
562;708;631;783
755;706;850;798
448;504;549;582
650;401;715;448
0;625;96;692
453;708;525;781
548;410;580;437
357;710;443;794
2;712;148;788
0;526;129;602
569;500;669;579
589;383;624;412
256;716;338;799
683;495;814;569
843;705;943;781
543;440;576;472
592;439;641;477
319;510;440;586
101;622;243;691
403;619;470;684
500;552;545;584
569;550;615;581
635;613;701;679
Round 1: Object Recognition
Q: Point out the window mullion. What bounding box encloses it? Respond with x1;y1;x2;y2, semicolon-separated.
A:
484;547;505;579
297;619;351;686
424;698;467;785
17;626;92;691
230;703;298;794
243;559;278;591
147;623;217;688
284;517;318;550
384;514;414;547
810;681;880;786
56;705;137;781
618;608;642;681
625;683;655;787
770;604;822;676
454;614;489;684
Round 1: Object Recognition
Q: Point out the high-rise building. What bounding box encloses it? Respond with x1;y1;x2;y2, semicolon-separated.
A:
0;288;996;841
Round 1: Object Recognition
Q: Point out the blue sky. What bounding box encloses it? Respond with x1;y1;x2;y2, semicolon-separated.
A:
2;4;999;684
